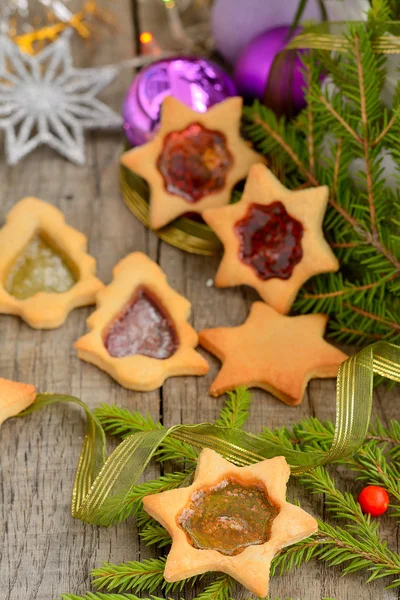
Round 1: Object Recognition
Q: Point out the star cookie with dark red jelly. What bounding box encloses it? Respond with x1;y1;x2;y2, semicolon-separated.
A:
75;252;209;391
199;302;347;405
143;448;318;598
120;96;264;229
202;164;339;314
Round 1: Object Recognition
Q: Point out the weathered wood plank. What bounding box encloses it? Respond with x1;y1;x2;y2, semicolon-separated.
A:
0;2;161;599
0;1;399;599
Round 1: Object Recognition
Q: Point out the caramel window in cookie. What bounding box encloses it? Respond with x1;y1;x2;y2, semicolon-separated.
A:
235;202;303;280
157;123;233;203
104;287;178;360
5;232;78;300
178;475;279;556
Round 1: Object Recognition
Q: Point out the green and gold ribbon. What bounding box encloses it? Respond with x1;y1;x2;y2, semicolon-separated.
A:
22;341;400;526
288;21;400;54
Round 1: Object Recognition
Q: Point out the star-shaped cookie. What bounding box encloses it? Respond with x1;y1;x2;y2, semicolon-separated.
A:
0;377;36;428
120;96;264;230
199;302;347;405
202;164;339;314
143;448;318;597
75;252;209;391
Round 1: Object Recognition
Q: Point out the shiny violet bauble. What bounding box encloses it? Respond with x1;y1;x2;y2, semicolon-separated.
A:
234;26;307;116
212;0;321;65
123;57;237;147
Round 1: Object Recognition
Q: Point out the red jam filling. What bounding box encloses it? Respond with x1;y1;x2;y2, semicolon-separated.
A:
177;476;279;556
104;287;178;359
157;122;233;203
235;201;303;280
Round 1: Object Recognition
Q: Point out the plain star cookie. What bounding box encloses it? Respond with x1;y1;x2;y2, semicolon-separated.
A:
0;377;36;428
0;197;103;329
143;448;318;597
199;302;347;405
120;96;264;229
202;164;339;314
75;252;209;391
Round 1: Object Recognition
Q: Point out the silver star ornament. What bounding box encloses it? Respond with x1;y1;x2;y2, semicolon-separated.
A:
0;29;123;165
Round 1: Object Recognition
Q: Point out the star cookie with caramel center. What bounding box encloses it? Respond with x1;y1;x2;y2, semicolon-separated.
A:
143;448;318;598
75;252;209;391
0;377;36;428
120;96;264;230
199;302;347;405
203;164;339;314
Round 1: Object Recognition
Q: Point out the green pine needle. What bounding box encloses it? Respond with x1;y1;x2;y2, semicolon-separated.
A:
214;388;251;429
193;575;233;600
243;19;400;347
91;558;199;594
60;595;167;600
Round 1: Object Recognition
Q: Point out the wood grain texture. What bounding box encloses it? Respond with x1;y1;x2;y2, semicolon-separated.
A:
0;2;399;599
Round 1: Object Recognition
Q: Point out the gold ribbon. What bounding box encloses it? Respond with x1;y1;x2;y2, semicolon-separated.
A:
288;21;400;54
120;163;222;257
22;341;400;526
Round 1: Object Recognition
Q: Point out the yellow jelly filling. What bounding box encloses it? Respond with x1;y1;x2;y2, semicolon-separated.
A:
5;233;77;299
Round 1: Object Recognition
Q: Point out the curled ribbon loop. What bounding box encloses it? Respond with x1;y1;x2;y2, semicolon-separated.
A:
22;341;400;526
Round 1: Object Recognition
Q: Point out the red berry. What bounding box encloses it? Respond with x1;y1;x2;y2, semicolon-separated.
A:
358;485;389;516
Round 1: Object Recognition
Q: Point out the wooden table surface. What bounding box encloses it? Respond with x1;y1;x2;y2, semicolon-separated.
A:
0;2;399;599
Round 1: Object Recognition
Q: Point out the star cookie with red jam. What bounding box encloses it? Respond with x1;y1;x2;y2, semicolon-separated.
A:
120;96;264;230
199;302;347;405
202;164;339;314
143;448;318;598
75;252;209;391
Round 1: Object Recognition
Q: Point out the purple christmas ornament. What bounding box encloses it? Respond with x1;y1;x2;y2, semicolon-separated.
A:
212;0;322;65
123;57;237;147
234;26;307;116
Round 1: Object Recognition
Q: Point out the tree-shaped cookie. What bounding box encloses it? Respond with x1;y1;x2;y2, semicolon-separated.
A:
75;252;209;390
199;302;347;405
143;448;318;597
120;96;264;229
0;377;36;428
0;197;103;328
203;164;339;314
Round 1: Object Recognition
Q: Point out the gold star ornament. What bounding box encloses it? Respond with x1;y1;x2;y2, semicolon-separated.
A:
199;302;347;405
203;164;339;314
143;448;318;598
120;96;264;230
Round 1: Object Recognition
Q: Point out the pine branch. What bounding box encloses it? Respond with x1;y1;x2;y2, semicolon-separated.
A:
262;417;400;515
91;558;199;594
214;387;251;429
193;575;233;600
243;20;400;346
139;520;172;548
60;594;167;600
94;405;162;438
94;404;198;465
272;466;400;587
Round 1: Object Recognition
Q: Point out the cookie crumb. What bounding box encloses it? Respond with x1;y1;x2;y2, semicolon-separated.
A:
206;278;214;288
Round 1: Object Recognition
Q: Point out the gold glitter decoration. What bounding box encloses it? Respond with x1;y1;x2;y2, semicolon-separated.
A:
9;1;114;54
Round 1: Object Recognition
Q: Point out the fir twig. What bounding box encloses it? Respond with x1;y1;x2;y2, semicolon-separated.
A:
243;19;400;346
193;575;234;600
60;595;167;600
91;558;199;593
214;388;251;429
